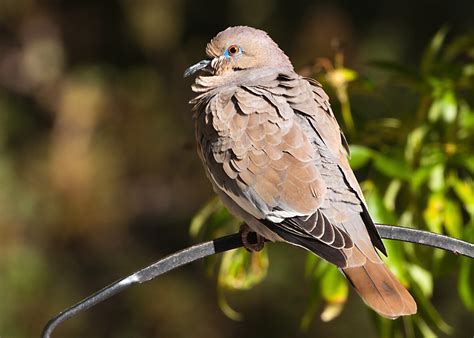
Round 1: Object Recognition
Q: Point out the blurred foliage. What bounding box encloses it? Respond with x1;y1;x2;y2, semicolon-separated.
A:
191;27;474;337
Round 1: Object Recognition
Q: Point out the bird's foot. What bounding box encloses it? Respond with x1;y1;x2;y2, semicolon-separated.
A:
239;223;265;252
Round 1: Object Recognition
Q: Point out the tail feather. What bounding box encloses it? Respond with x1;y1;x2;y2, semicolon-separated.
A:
342;260;417;319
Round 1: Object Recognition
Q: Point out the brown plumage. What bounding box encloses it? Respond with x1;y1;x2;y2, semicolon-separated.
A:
185;26;416;318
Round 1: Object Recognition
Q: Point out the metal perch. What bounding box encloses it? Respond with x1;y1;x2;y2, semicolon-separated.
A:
41;223;474;338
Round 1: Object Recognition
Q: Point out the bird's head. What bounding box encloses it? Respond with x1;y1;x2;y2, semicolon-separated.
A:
184;26;293;78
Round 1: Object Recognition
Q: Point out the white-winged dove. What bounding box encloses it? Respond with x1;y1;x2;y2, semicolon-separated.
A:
185;26;416;319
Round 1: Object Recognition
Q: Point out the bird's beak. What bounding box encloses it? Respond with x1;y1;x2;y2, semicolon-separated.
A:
184;59;212;78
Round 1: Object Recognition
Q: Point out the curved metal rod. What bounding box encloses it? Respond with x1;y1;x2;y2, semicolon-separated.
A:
376;224;473;257
41;224;473;338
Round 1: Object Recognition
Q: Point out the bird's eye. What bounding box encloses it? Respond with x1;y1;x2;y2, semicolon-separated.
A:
225;45;241;57
228;45;239;55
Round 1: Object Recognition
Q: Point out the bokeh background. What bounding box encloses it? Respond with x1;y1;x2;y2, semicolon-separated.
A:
0;0;473;337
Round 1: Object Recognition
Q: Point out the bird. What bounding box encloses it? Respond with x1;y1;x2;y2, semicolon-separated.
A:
184;26;417;319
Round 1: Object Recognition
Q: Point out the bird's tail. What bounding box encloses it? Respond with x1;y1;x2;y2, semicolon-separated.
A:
342;259;417;319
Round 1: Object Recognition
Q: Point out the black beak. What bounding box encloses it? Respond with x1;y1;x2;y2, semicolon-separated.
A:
184;59;212;78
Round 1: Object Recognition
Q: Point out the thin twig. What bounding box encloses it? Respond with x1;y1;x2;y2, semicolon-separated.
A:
41;224;474;338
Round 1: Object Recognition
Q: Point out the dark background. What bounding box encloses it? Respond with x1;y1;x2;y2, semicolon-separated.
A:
0;0;472;337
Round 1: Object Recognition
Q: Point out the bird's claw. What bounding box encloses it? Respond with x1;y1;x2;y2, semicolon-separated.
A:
239;224;265;252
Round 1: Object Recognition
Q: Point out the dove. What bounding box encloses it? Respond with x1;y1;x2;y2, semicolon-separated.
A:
185;26;416;319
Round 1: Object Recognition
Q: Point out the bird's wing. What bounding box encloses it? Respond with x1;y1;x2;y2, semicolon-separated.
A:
254;73;386;262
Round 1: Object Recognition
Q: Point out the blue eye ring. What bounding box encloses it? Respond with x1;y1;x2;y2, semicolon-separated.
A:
224;45;242;58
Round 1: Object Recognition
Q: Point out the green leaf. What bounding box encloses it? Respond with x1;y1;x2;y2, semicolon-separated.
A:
462;63;474;77
363;182;397;224
421;25;450;74
383;179;402;212
313;259;332;278
349;145;373;170
428;89;457;123
384;241;409;285
300;281;322;331
326;67;358;88
423;193;444;233
320;265;348;305
217;288;243;321
412;283;453;334
428;164;445;192
304;253;320;277
408;264;433;297
218;248;269;291
443;31;474;62
452;178;474;217
458;257;473;311
206;207;239;239
340;68;358;82
189;197;222;237
443;199;462;238
320;303;344;322
373;153;412;180
405;125;429;164
414;317;437;338
411;166;434;192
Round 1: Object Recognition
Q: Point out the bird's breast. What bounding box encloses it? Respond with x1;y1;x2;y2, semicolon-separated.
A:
194;87;328;220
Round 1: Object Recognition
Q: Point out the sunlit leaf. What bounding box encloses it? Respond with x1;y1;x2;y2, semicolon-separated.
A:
218;248;269;290
320;302;344;322
305;253;320;277
411;166;434;192
216;248;269;318
204;206;239;240
452;178;474;216
402;316;416;338
313;259;332;278
349;144;373;170
414;317;437;338
408;264;433;297
217;288;243;321
326;67;358;88
384;241;409;285
383;179;402;212
320;265;348;304
443;199;462;238
374;316;394;338
428;164;445;192
428;89;457;123
423;193;444;233
405;125;429;164
189;197;222;237
412;284;453;334
419;146;446;167
363;182;397;224
302;260;333;330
